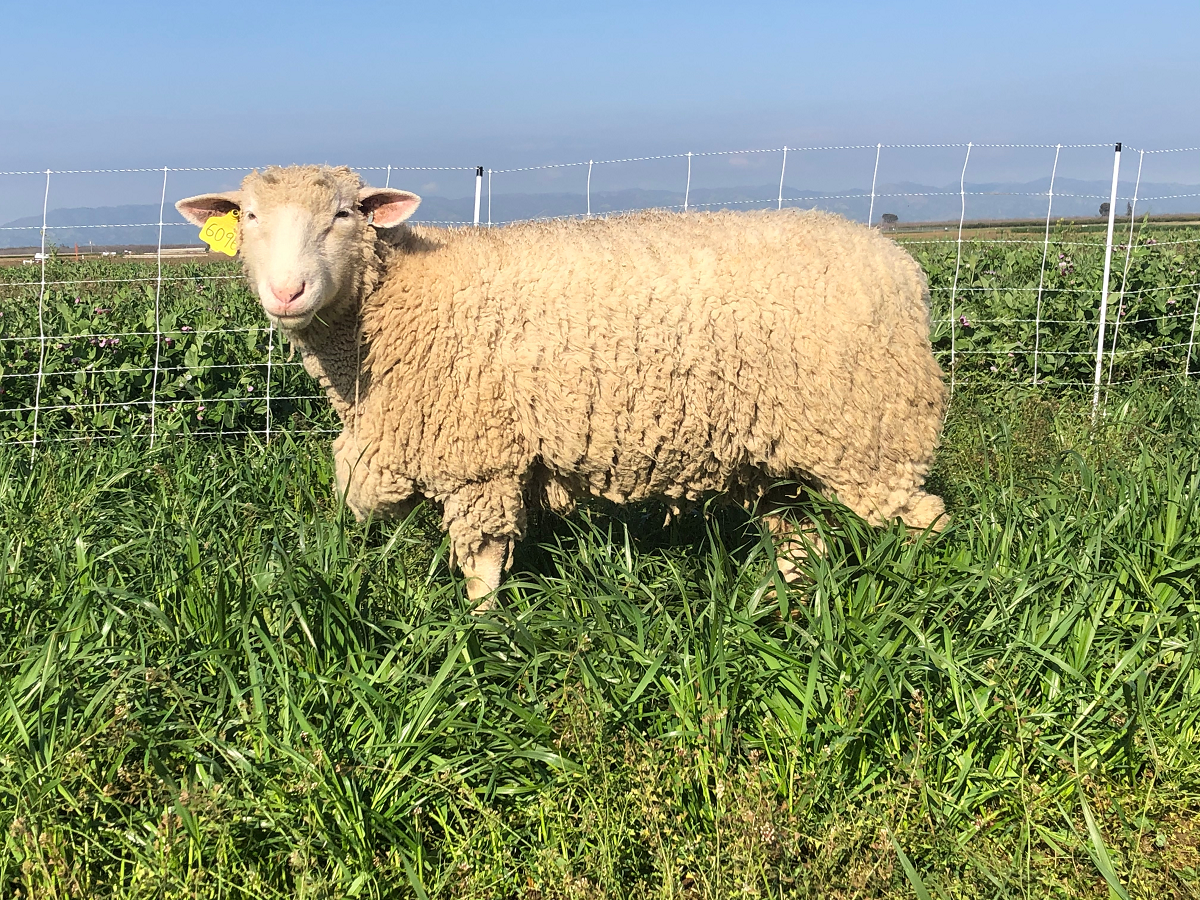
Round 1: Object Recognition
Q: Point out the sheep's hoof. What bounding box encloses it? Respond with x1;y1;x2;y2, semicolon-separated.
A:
464;576;501;614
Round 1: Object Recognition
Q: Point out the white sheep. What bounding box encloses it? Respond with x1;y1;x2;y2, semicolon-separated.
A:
177;165;947;607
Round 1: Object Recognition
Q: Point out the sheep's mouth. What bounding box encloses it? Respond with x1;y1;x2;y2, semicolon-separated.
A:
267;308;318;329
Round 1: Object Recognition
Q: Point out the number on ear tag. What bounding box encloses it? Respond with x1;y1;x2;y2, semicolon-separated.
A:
199;210;239;256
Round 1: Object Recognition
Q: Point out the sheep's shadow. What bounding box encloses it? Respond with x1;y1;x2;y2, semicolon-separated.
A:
516;496;766;582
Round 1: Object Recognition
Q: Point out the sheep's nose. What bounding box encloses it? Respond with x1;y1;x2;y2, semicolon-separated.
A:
271;282;305;305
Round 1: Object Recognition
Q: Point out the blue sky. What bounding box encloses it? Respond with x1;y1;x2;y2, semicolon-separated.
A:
1;0;1198;214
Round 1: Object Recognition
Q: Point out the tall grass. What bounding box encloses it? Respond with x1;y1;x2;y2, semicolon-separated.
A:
2;381;1200;898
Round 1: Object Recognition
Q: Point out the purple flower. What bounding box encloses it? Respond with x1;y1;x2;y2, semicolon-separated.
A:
181;326;193;333
959;315;971;328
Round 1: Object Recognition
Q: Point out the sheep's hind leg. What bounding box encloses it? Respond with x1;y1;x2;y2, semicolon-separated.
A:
460;536;512;613
892;490;948;533
822;474;949;534
763;513;826;585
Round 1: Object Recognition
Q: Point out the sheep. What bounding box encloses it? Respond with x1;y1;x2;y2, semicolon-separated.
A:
177;165;947;608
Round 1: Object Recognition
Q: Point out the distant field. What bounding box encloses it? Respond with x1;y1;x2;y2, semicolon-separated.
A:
3;208;1199;260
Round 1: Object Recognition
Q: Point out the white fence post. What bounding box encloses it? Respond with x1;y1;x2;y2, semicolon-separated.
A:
586;160;593;217
473;166;483;226
1186;286;1200;378
384;164;392;188
866;142;882;226
1092;143;1123;415
683;152;692;212
486;169;492;227
264;324;275;443
1106;147;1144;386
777;146;788;210
149;165;169;447
1032;144;1062;385
947;143;973;393
30;169;51;459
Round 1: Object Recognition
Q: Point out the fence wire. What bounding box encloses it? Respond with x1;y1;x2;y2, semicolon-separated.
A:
3;141;1199;447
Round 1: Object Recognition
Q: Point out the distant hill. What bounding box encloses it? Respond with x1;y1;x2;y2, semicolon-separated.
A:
0;204;192;249
4;178;1198;249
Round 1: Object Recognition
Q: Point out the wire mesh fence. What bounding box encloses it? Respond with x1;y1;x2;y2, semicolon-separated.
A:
2;142;1199;448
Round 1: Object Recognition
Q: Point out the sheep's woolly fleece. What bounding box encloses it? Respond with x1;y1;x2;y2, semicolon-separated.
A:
217;166;947;579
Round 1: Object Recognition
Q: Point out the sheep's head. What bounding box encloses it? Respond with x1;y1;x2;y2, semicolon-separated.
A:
176;166;419;331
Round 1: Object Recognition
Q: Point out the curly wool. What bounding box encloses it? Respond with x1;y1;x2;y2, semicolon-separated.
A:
286;201;947;569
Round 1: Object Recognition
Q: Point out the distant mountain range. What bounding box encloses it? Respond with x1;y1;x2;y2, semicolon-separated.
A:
3;177;1198;249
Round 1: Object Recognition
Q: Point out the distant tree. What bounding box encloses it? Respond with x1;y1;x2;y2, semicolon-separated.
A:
880;213;898;231
1126;201;1133;217
1100;202;1110;217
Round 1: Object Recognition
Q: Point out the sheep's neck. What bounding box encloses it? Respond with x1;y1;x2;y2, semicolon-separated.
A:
285;234;390;428
289;303;368;427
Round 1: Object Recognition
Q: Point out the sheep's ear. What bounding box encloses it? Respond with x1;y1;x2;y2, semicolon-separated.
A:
176;192;242;227
358;188;420;227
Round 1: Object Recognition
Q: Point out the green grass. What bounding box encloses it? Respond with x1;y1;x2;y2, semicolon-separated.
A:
2;380;1200;898
3;224;1200;895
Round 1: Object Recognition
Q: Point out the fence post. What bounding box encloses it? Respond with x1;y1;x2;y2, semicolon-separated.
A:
264;324;275;443
1106;147;1144;386
777;146;788;210
947;143;973;393
866;142;882;226
473;166;483;226
385;164;392;188
30;169;51;460
683;152;692;212
1186;286;1200;378
586;160;593;217
1032;144;1062;385
1092;143;1122;416
149;166;169;448
487;169;492;227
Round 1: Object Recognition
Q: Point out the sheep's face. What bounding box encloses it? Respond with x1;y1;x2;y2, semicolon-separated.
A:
176;166;419;331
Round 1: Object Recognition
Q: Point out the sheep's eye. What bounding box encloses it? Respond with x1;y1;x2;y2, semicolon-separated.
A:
243;211;257;222
334;210;351;220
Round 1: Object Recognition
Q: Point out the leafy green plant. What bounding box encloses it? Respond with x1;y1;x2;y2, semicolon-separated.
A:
904;221;1200;385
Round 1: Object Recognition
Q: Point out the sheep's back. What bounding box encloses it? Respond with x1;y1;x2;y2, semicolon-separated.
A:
404;210;940;503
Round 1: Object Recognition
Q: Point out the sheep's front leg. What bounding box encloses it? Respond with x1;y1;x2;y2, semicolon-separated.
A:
443;479;526;613
460;536;512;611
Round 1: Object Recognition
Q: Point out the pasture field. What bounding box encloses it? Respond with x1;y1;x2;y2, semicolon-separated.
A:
1;225;1200;898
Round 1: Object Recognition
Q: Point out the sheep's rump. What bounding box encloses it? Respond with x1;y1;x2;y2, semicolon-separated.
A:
397;209;945;521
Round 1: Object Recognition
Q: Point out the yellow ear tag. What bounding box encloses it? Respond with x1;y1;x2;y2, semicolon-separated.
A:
199;210;239;256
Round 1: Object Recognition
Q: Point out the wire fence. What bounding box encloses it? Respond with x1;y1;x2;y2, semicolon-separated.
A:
2;142;1199;449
